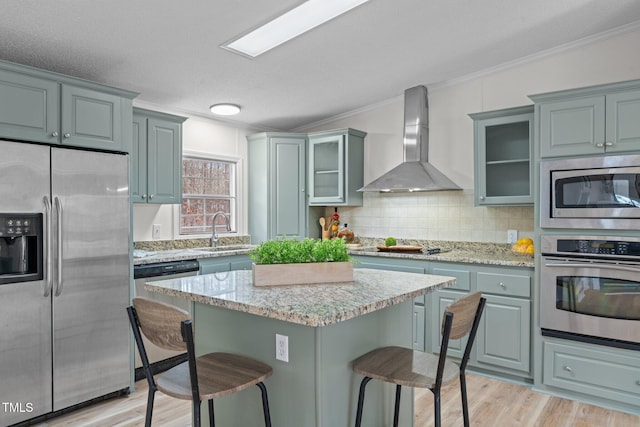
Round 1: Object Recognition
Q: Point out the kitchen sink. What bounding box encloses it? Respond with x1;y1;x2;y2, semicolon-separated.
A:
185;244;255;253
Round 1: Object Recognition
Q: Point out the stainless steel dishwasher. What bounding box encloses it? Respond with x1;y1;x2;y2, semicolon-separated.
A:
133;259;199;379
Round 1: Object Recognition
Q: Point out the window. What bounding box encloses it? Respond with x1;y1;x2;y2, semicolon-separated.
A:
180;154;237;235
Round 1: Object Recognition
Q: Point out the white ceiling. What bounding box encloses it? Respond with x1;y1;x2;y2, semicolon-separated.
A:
2;0;640;131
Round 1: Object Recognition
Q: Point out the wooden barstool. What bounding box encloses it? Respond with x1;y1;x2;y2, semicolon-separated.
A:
352;292;486;427
127;297;273;426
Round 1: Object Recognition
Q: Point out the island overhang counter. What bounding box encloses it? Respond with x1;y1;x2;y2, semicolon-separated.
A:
145;268;455;427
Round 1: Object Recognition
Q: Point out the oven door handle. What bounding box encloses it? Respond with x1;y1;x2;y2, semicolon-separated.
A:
544;262;640;273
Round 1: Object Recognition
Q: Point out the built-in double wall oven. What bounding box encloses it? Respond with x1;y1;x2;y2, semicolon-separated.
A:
540;235;640;348
539;154;640;349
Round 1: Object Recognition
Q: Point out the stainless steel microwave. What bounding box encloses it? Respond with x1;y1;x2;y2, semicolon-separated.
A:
540;154;640;229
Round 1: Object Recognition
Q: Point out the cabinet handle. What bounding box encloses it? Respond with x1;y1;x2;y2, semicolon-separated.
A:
141;194;147;200
52;131;59;137
605;141;614;147
480;196;485;200
499;282;506;289
301;188;305;192
64;133;71;138
596;143;604;148
149;194;154;200
563;366;572;373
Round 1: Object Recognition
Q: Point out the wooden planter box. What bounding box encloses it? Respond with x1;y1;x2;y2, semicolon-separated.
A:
252;262;354;287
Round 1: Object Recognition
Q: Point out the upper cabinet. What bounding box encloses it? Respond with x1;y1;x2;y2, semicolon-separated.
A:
0;60;136;152
247;132;323;243
132;108;186;204
308;128;366;206
530;80;640;158
469;106;534;206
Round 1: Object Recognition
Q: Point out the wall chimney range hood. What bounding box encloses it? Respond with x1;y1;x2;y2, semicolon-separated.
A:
358;85;461;192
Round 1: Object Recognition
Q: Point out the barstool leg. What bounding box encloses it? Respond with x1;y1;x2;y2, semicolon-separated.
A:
208;399;215;427
144;386;155;427
432;388;441;427
193;399;201;427
355;377;372;427
256;382;272;427
460;372;470;427
393;384;402;427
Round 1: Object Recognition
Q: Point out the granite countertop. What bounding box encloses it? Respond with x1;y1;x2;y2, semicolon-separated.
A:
133;244;255;265
144;268;455;327
132;237;534;268
349;247;534;268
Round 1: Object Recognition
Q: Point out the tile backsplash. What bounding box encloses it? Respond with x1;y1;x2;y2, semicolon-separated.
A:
329;190;534;243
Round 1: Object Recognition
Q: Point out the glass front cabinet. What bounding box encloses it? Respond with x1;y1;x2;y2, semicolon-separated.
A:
470;105;534;206
308;128;366;206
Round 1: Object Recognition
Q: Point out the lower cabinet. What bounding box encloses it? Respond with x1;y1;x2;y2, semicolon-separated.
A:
542;338;640;411
352;255;533;379
352;256;427;350
199;255;252;275
428;263;533;379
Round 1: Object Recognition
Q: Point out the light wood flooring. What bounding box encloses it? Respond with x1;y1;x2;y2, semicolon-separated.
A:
32;373;639;426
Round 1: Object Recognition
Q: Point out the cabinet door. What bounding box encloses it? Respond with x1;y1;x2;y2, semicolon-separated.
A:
308;134;344;204
131;114;147;203
476;294;530;374
61;85;124;151
605;89;640;153
539;96;606;158
269;138;306;240
430;289;468;358
146;118;182;204
475;111;533;205
0;69;59;143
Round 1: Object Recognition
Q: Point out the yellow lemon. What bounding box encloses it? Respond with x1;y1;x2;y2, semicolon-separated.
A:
517;237;534;246
525;245;535;256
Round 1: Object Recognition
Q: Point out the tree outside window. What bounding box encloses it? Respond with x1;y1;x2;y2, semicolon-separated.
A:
180;155;237;235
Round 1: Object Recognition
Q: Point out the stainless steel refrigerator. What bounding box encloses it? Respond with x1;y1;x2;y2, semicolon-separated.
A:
0;140;130;426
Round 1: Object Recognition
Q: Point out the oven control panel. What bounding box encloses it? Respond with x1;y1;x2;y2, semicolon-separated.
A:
542;235;640;258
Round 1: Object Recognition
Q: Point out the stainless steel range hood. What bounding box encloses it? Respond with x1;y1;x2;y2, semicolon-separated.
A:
359;85;461;192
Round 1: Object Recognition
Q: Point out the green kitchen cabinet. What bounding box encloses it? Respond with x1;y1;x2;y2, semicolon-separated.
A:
132;108;186;204
469;106;534;206
308;128;366;206
247;132;323;243
352;255;427;350
0;60;136;151
199;255;252;275
427;263;533;379
541;337;640;413
530;80;640;158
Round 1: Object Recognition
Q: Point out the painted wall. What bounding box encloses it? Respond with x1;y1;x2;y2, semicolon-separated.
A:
133;25;640;244
301;25;640;243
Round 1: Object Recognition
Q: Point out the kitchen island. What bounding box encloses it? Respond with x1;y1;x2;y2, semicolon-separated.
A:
145;268;455;427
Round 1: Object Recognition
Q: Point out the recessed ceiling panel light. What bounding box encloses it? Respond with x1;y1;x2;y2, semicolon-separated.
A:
222;0;371;58
210;103;241;115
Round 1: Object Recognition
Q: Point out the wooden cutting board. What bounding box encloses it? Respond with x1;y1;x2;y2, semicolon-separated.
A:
376;245;423;252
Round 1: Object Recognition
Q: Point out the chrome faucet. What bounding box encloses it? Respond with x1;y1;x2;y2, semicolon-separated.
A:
211;211;231;247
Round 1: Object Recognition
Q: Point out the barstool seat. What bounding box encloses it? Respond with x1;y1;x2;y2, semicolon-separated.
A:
128;297;273;427
352;292;486;427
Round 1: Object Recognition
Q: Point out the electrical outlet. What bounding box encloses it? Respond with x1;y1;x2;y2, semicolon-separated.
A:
507;229;518;244
275;334;289;362
152;224;161;239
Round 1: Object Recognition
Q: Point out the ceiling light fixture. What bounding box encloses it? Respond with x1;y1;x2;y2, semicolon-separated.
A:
222;0;371;58
210;103;241;116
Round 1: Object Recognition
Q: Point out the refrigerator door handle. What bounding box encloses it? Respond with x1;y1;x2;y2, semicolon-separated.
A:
54;196;64;297
43;196;53;297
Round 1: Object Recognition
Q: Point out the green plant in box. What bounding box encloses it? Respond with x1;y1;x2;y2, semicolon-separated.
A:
249;237;351;265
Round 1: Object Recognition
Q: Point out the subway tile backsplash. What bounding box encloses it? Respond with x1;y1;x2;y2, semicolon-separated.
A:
329;190;534;243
